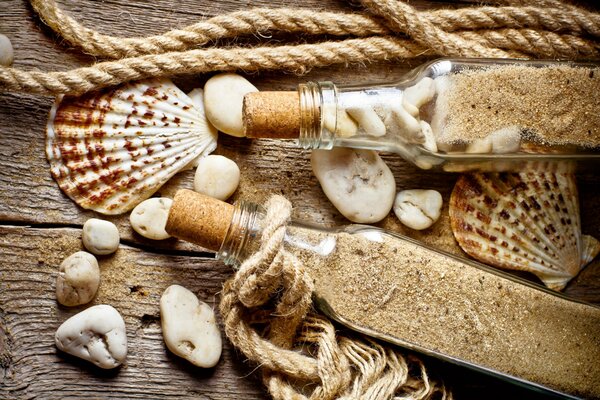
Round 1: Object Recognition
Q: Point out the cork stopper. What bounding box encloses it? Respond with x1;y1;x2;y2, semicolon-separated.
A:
243;91;300;139
166;189;234;252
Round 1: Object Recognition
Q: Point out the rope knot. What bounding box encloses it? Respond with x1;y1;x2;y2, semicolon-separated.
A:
219;195;449;399
2;0;599;95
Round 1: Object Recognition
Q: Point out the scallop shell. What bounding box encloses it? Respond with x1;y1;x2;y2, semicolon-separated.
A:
449;173;599;291
46;79;217;214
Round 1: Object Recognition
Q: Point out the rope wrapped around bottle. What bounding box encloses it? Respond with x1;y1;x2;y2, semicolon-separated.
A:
219;195;450;400
0;0;600;95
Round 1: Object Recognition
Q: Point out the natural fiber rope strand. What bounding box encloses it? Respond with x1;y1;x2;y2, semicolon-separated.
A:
29;0;600;58
3;27;599;96
218;195;450;400
1;0;599;95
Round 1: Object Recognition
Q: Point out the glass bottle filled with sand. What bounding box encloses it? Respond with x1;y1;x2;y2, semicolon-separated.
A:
243;58;600;172
166;189;600;399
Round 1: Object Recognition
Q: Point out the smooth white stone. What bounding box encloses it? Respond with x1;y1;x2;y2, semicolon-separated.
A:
323;109;358;138
130;197;172;240
311;148;395;223
55;305;127;369
402;100;420;118
385;101;422;143
183;88;219;170
160;285;222;368
0;34;14;66
82;218;120;255
435;139;460;153
490;126;521;154
346;107;386;137
204;73;258;137
56;251;100;307
394;189;443;230
403;77;435;109
466;136;493;154
430;76;450;138
414;156;433;170
420;121;437;153
193;155;240;201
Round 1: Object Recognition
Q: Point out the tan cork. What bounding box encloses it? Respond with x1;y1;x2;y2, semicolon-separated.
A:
243;91;300;139
166;189;234;252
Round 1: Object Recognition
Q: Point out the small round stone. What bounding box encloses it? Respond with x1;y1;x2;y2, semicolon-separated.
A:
55;305;127;369
203;73;258;137
194;155;240;201
56;251;100;307
82;218;120;255
130;197;172;240
160;285;222;368
0;34;14;67
394;189;443;230
311;148;395;223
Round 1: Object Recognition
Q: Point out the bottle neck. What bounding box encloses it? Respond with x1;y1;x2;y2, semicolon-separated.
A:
217;201;265;267
298;81;337;150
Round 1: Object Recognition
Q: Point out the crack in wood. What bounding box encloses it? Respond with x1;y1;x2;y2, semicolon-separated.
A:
139;314;161;330
0;221;216;259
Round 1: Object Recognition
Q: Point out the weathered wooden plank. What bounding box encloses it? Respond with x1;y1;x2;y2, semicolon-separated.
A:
0;225;592;400
0;225;265;399
2;0;600;398
2;91;600;300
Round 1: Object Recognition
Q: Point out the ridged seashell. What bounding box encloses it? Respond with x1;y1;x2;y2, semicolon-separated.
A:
449;173;600;291
46;79;217;214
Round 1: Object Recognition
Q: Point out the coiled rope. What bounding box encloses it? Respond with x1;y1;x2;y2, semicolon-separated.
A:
219;195;450;399
0;0;599;95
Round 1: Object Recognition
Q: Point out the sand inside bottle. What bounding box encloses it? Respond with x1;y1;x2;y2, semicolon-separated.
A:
287;227;600;398
330;64;600;155
430;64;600;150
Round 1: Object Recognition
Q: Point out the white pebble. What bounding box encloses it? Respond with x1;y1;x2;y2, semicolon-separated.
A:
402;100;420;118
82;218;120;255
385;102;422;143
323;109;358;138
193;155;240;201
346;107;386;137
204;73;258;137
430;76;450;138
466;136;493;154
403;77;435;109
490;126;522;154
56;251;100;307
414;156;433;170
420;121;437;153
130;197;172;240
435;139;460;153
0;34;14;67
160;285;222;368
312;148;395;223
55;305;127;369
394;189;443;230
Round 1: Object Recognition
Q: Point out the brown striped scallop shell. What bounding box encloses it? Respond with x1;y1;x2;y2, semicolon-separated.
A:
449;173;599;291
46;79;217;215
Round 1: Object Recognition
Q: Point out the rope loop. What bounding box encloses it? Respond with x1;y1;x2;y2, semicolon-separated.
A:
219;195;450;399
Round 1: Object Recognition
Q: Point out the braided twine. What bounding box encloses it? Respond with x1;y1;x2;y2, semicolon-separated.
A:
0;0;599;95
219;195;449;399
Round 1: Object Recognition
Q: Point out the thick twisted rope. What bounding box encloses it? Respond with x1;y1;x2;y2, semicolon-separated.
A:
219;195;450;400
0;37;431;96
29;0;600;58
0;0;599;96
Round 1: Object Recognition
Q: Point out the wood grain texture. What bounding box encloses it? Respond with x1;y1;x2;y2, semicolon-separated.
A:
0;226;265;400
1;0;600;399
